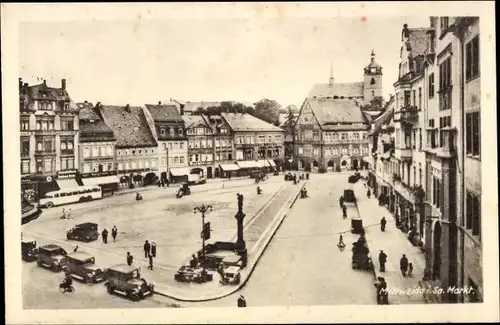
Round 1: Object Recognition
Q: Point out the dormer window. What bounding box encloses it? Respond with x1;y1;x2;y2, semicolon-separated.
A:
160;128;166;136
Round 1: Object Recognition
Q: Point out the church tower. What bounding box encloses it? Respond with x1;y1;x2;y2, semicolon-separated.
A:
363;50;383;106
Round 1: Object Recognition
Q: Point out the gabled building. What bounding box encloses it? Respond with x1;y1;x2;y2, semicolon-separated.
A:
144;101;188;182
19;78;80;201
294;98;370;172
98;103;159;185
76;102;119;193
221;113;283;173
183;115;214;178
203;114;235;178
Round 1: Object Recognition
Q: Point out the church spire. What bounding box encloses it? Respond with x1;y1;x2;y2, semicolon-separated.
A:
329;61;334;86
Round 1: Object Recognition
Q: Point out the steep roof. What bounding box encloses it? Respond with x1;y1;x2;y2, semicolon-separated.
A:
308;82;364;99
370;98;395;135
77;102;101;120
98;105;157;148
221;113;283;132
182;115;210;129
145;103;183;122
20;80;78;110
306;98;368;126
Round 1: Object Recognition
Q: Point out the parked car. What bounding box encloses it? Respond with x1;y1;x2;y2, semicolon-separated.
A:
36;244;68;272
65;251;106;284
21;238;38;262
66;222;99;242
220;266;241;285
343;189;356;203
105;264;154;301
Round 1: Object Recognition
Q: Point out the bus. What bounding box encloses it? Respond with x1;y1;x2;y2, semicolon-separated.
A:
39;186;103;208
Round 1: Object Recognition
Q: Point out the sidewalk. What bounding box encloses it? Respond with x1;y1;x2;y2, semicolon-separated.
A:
353;182;427;304
153;182;306;302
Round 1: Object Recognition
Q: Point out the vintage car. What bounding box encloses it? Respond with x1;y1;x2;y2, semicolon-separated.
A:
65;251;106;284
66;222;99;242
348;173;361;184
343;189;356;203
220;266;241;285
105;264;154;301
21;238;38;262
36;244;68;272
351;217;364;234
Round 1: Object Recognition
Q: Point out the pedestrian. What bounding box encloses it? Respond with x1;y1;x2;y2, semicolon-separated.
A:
73;245;79;253
143;240;150;258
380;217;387;232
67;208;73;219
151;241;157;258
337;234;346;251
342;205;347;219
166;178;170;187
379;277;389;304
378;250;387;272
367;188;371;198
374;276;383;305
126;252;133;266
339;196;344;207
148;253;154;270
61;208;66;219
237;295;247;307
190;254;199;268
101;228;108;244
111;225;118;243
408;262;413;277
400;254;409;276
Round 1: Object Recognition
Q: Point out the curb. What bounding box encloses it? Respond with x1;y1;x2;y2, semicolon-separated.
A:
153;182;306;302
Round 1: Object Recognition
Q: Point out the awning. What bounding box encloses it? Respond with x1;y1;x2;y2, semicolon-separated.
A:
57;179;79;189
256;160;268;168
236;160;259;169
82;176;120;186
219;163;240;171
169;168;190;176
267;159;276;167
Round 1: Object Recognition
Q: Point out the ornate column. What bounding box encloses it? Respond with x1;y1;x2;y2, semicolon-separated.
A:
235;193;248;266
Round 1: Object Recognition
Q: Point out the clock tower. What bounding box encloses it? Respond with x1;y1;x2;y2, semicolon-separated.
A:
363;50;383;106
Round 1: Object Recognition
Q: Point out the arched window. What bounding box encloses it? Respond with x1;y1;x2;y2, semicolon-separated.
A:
371;78;376;85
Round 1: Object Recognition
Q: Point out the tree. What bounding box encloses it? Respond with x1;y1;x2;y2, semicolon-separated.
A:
194;107;205;115
253;99;281;125
363;96;385;110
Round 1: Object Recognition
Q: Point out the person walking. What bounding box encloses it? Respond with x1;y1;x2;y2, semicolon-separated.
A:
378;250;387;272
337;234;346;251
367;188;371;198
342;205;347;219
151;242;157;258
374;277;384;305
143;240;150;258
67;208;73;219
73;245;79;253
408;262;413;277
148;253;154;270
101;228;109;244
61;208;67;219
237;295;247;307
400;254;409;276
111;225;118;243
126;252;133;266
380;217;387;232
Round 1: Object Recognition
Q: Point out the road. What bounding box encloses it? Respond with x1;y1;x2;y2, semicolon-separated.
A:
189;173;377;307
22;175;291;309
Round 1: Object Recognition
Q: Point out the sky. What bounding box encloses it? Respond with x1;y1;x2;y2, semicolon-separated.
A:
19;16;431;108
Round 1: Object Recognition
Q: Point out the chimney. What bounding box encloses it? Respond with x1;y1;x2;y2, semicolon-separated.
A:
19;78;22;90
158;101;162;105
125;104;131;112
43;79;47;86
61;78;66;90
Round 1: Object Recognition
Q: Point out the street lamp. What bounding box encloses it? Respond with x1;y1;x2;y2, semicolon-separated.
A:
193;204;213;261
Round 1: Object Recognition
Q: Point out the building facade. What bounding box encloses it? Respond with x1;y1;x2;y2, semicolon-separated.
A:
19;78;80;200
202;114;234;178
294;98;370;172
392;25;430;253
144;102;188;182
98;104;159;185
222;113;284;164
183;115;214;178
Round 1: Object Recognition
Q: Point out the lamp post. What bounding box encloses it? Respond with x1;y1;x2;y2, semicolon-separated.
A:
193;204;212;261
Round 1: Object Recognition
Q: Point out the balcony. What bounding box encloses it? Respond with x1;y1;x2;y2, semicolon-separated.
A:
35;149;56;156
439;88;452;111
394;105;419;126
394;147;413;161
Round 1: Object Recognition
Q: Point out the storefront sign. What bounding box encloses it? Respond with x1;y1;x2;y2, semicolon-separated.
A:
80;170;118;178
57;170;78;179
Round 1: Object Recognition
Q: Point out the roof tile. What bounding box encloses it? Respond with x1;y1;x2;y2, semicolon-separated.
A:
145;104;183;122
306;98;368;126
308;82;364;99
221;113;283;132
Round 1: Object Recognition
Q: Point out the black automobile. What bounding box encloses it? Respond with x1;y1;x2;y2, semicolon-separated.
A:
343;189;356;203
66;222;99;242
36;244;68;272
21;238;38;262
65;251;106;284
